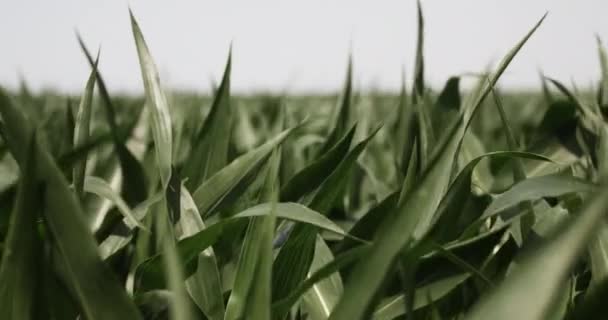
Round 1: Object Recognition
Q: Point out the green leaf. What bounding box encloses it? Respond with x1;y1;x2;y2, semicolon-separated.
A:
84;176;145;229
597;36;608;108
76;33;119;136
272;245;369;317
0;88;142;319
481;174;595;220
130;10;173;189
568;276;608;320
73;56;98;197
464;182;608;320
192;126;298;217
280;124;357;202
372;274;470;320
97;192;163;260
301;236;344;320
336;192;399;254
158;202;194;320
436;77;461;111
429;151;551;243
411;0;425;103
271;125;380;311
178;185;225;320
135;202;347;291
588;222;608;287
0;132;42;320
394;78;417;176
183;50;232;190
319;56;353;154
77;33;148;207
329;15;546;320
225;150;280;320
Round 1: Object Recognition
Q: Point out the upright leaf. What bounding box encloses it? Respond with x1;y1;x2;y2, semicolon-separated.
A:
130;10;173;188
77;33;148;207
0;133;41;320
597;36;608;108
411;0;425;103
177;185;225;320
73;57;98;197
225;150;280;320
272;126;380;309
183;51;232;190
319;57;353;154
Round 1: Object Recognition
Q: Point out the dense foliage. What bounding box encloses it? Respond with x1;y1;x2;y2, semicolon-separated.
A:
1;5;608;320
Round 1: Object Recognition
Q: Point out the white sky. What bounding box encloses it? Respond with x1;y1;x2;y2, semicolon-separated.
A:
1;0;607;94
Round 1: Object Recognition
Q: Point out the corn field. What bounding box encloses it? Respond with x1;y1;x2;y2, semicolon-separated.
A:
0;4;607;320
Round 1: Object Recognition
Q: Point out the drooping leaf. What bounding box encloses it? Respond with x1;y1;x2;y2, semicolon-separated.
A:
481;174;595;221
84;176;145;229
429;151;551;243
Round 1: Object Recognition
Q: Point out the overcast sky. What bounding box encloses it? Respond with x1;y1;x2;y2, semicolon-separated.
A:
1;0;607;94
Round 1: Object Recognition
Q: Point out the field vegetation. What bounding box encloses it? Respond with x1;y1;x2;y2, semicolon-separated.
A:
1;4;607;320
